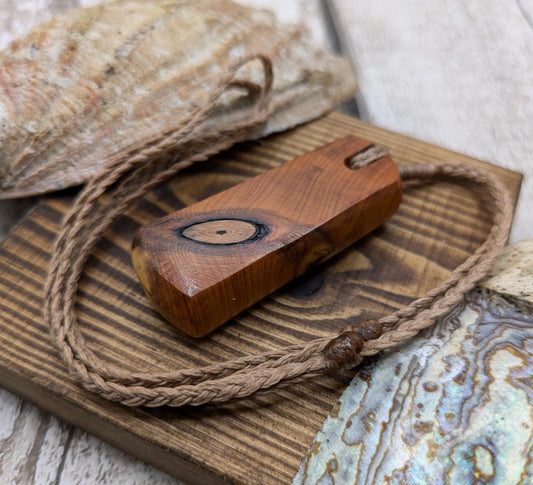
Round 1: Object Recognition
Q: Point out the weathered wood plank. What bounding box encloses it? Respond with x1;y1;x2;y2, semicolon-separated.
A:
58;429;180;485
330;0;533;242
0;390;70;484
0;111;522;484
238;0;333;48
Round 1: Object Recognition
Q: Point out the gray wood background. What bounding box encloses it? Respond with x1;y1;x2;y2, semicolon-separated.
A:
0;1;531;483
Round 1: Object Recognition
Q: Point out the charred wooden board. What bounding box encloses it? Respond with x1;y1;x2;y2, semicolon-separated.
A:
0;112;522;484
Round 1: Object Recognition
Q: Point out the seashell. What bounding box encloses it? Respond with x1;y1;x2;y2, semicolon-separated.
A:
0;0;357;199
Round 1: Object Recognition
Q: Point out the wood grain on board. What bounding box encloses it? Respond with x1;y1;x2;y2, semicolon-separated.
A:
0;112;522;484
132;137;401;336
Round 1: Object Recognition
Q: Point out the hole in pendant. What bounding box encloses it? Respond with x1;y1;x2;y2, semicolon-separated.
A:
345;144;390;170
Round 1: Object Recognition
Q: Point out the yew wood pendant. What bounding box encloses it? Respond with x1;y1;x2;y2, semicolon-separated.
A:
132;136;402;337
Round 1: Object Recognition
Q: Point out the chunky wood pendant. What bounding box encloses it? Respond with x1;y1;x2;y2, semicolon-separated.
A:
132;136;402;337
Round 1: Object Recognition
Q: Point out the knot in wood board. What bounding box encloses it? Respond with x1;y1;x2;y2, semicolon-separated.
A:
179;218;268;245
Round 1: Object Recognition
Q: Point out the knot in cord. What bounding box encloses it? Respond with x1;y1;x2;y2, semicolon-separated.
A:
324;320;383;373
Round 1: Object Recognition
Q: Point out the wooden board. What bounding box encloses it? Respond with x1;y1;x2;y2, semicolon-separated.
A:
0;112;522;484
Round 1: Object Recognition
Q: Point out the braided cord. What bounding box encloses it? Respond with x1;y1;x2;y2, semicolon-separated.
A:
43;58;513;407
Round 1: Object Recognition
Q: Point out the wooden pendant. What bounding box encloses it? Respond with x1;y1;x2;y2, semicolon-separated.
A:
132;136;402;337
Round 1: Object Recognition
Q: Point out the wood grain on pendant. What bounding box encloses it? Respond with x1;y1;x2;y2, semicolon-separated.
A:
132;136;402;337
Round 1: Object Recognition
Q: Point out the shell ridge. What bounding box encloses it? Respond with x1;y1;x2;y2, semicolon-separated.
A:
2;6;111;186
0;0;357;198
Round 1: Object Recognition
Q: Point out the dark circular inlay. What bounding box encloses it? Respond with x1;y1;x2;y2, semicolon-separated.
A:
176;218;269;246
